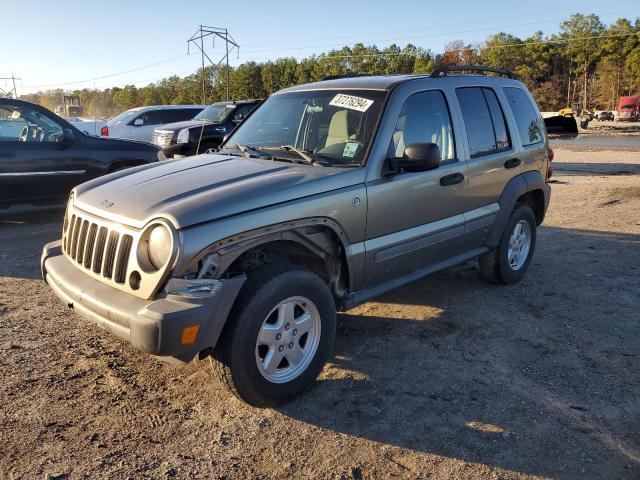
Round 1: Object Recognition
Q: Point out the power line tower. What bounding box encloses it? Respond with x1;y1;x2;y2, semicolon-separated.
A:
187;26;239;103
0;73;20;98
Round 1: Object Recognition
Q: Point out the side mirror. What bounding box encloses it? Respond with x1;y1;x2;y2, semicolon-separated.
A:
133;118;144;127
387;142;441;174
62;128;75;145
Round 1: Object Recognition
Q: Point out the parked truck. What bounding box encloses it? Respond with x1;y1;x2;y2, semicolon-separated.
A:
617;96;639;121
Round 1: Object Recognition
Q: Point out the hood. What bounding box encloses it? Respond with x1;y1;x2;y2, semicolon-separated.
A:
87;134;159;152
155;119;218;132
73;154;363;229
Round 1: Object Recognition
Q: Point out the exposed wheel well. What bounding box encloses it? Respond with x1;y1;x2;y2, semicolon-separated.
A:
517;189;545;225
223;227;350;299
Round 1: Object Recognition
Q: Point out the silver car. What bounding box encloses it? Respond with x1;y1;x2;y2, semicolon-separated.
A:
42;67;552;406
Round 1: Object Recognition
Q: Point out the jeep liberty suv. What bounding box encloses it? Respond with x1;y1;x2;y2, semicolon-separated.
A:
42;66;552;407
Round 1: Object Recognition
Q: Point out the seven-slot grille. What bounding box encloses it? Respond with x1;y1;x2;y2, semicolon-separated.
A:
152;130;173;147
63;213;133;284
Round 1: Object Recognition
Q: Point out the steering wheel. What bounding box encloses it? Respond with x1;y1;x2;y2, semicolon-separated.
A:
19;125;31;142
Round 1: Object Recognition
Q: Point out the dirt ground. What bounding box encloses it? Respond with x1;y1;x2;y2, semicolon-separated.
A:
1;147;639;480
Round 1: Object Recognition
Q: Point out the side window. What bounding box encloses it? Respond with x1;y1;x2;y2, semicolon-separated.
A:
0;105;63;142
231;105;252;124
137;110;164;126
164;108;200;123
503;87;543;146
388;90;455;162
456;87;511;158
482;88;511;151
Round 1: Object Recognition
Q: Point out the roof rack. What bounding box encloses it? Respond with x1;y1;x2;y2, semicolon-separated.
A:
430;65;515;79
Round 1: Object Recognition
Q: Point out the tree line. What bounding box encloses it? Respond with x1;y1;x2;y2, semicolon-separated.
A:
20;14;640;117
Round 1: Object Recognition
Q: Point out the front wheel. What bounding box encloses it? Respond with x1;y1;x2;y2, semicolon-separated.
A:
479;203;537;284
211;265;336;407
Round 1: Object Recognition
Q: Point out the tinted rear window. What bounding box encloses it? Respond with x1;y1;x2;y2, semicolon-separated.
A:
456;87;511;158
503;87;543;146
164;108;201;123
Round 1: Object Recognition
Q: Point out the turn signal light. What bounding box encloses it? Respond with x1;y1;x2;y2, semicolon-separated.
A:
181;325;200;345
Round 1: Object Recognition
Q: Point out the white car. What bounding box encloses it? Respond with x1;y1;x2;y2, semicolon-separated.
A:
102;105;204;143
68;117;108;136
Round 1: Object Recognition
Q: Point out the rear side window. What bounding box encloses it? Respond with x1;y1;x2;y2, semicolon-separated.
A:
456;87;511;158
137;109;164;126
503;87;543;146
164;108;201;123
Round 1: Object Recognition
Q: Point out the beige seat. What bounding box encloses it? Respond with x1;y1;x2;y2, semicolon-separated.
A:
325;110;349;147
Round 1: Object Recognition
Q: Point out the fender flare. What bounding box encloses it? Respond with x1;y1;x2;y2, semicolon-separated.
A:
486;171;545;247
190;217;356;294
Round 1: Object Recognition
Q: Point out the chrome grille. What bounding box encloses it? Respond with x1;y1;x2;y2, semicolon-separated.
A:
63;213;133;284
152;130;173;147
61;202;177;300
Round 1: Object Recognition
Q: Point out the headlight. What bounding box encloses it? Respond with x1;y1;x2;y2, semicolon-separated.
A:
138;223;174;271
157;150;167;161
177;128;190;144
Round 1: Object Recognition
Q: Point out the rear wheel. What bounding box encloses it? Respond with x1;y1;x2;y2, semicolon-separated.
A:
479;203;537;284
211;265;336;407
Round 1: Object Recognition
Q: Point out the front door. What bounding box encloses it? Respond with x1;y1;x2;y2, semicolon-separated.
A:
364;90;468;287
129;109;164;142
0;102;91;205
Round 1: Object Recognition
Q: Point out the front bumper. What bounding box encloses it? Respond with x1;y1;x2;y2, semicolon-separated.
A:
160;143;197;158
41;241;245;363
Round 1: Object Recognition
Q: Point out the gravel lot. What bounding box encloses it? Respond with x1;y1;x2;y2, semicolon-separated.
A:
1;147;639;480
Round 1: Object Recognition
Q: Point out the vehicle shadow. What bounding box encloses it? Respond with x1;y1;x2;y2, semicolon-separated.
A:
278;226;640;478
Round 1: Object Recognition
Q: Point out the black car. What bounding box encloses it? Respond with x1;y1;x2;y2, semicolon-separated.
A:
597;111;615;121
152;100;261;158
0;98;163;208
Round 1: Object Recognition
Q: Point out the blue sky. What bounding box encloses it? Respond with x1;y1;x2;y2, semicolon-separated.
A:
1;0;639;94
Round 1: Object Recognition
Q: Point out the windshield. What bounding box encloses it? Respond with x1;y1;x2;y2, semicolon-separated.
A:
225;89;385;165
194;104;235;123
107;109;138;126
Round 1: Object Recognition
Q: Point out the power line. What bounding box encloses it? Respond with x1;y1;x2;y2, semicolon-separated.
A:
20;21;640;92
20;8;639;90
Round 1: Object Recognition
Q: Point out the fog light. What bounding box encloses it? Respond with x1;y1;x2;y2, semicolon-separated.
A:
181;325;200;345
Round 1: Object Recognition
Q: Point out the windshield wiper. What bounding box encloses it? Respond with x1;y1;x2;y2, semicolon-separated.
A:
258;145;317;165
224;143;262;158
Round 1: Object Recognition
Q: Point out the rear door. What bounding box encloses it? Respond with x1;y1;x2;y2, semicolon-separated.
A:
456;86;519;242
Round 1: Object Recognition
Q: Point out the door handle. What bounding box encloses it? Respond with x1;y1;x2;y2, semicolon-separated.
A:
440;172;464;186
504;158;521;169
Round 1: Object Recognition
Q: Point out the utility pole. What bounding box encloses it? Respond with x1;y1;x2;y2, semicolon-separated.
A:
187;26;239;103
0;73;20;98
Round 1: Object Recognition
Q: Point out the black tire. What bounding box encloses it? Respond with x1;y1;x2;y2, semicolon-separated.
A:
211;264;336;407
479;203;537;285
